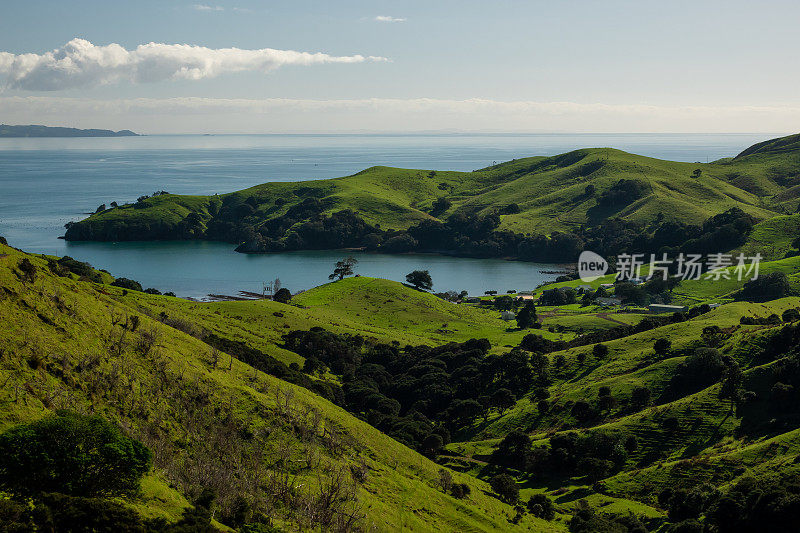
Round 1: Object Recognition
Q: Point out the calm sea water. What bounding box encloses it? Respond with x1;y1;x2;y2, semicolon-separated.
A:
0;133;781;298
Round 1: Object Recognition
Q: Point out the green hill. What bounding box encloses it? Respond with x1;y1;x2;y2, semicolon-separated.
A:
6;236;800;530
0;242;554;532
64;134;800;249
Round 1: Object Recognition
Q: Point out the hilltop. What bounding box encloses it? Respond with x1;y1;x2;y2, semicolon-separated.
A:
0;124;138;137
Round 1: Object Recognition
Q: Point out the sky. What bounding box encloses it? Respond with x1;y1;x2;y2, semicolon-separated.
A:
0;0;799;133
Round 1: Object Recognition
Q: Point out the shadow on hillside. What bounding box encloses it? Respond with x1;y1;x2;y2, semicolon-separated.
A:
585;202;636;225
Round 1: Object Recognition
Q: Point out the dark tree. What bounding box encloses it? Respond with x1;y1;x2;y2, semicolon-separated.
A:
537;399;550;415
631;386;651;409
593;343;609;359
429;197;452;217
491;388;517;414
18;258;36;283
489;473;519;503
274;287;292;303
718;362;743;413
111;277;143;292
422;434;444;456
654;338;672;355
0;411;151;498
578;457;612;483
406;270;433;291
527;494;556;520
494;430;531;468
782;308;800;322
737;272;791;302
516;301;538;329
329;256;358;281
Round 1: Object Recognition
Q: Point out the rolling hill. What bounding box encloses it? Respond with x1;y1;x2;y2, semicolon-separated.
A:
64;134;800;247
0;241;555;532
5;230;800;530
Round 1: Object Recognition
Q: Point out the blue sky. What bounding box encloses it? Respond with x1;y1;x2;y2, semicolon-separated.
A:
1;0;798;133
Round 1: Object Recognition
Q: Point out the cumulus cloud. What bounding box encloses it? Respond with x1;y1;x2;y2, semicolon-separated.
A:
0;38;388;91
374;15;406;22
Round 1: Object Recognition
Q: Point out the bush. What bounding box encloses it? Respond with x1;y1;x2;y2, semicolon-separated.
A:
111;277;143;292
273;288;292;303
654;338;672;355
527;494;556;520
783;308;800;323
737;272;791;302
18;258;36;283
490;473;519;503
593;343;609;359
0;411;151;497
450;483;471;499
631;386;651;409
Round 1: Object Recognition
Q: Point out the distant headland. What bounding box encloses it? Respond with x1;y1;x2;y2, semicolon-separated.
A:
0;124;139;138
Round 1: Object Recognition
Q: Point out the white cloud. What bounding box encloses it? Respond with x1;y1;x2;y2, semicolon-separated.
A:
193;4;224;11
374;15;406;23
0;96;798;134
0;38;388;91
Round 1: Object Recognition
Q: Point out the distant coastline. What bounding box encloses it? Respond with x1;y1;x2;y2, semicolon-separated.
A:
0;124;138;138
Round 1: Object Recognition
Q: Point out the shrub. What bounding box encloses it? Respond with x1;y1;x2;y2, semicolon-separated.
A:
490;473;519;503
0;411;151;497
577;457;612;483
450;483;471;499
654;338;672;355
527;494;556;520
736;272;791;302
538;399;550;415
111;277;143;292
18;258;36;283
662;416;680;432
782;308;800;323
274;288;292;303
593;343;609;359
631;386;651;409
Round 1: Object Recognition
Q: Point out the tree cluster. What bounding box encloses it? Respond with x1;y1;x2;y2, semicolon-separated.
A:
282;329;547;452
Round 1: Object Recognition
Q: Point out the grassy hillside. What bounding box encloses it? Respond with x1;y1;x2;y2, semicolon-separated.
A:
6;234;800;529
442;296;800;527
0;242;556;532
125;276;571;367
65;134;800;245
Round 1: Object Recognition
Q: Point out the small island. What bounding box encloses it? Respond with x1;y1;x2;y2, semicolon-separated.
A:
0;124;139;138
